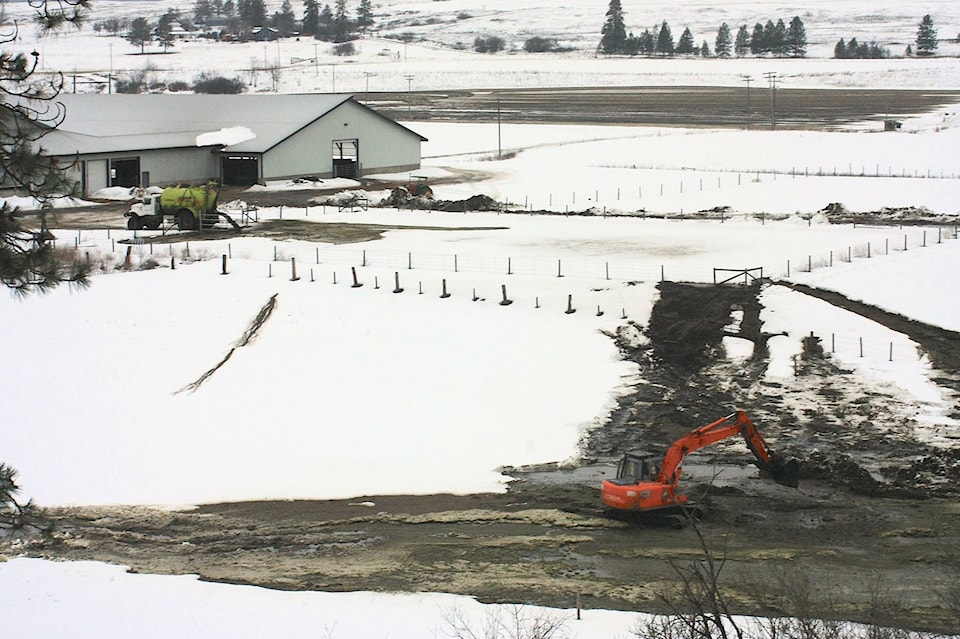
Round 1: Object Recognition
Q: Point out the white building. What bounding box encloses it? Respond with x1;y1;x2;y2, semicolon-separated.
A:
46;93;427;196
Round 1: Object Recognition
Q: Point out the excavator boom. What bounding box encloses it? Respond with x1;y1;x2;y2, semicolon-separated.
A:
601;410;799;514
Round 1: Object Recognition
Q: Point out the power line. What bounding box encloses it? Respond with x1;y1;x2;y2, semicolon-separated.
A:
763;71;780;130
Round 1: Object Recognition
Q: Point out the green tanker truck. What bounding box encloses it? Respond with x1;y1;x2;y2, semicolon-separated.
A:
126;182;226;231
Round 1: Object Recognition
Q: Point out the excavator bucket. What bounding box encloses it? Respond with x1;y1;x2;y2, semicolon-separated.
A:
768;455;801;488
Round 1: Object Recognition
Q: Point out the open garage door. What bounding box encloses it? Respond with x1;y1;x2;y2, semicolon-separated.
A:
222;155;260;186
110;157;141;188
332;139;358;178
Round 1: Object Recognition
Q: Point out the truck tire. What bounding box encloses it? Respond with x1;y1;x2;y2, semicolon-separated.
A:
126;214;143;231
177;209;197;231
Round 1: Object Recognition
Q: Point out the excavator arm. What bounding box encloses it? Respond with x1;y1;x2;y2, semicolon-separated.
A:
658;410;800;490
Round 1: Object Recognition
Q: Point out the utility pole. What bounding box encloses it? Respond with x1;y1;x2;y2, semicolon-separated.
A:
363;71;376;102
404;74;414;114
741;74;752;130
496;97;502;160
764;71;780;130
313;43;319;78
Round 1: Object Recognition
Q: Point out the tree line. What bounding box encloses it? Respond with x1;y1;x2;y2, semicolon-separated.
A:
97;0;375;53
599;0;807;58
834;15;939;59
600;1;943;60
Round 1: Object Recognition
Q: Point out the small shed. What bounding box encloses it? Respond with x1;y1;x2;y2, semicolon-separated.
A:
46;93;427;196
884;119;903;131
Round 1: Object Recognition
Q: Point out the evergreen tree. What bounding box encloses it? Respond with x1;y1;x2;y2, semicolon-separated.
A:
0;463;51;532
675;26;696;54
834;37;847;59
915;14;938;56
238;0;266;27
786;16;807;57
318;3;334;39
700;40;711;57
272;0;296;35
638;28;655;54
771;18;787;56
356;0;373;33
734;24;750;56
715;22;732;58
1;0;92;295
193;0;213;26
598;0;627;54
157;10;178;51
749;22;764;55
126;16;152;53
656;21;674;55
333;0;350;42
302;0;320;35
761;20;777;55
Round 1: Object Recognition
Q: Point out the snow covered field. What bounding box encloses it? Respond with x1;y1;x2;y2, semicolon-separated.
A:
4;0;960;92
3;0;960;635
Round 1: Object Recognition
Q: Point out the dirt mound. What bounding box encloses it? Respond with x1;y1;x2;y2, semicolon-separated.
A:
798;451;882;496
646;281;764;370
819;202;959;225
886;448;960;495
381;190;501;212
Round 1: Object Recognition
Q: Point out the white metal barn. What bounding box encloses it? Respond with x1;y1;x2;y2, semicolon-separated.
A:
45;94;427;196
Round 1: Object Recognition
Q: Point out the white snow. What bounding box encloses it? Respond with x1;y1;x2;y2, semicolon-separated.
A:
0;558;643;638
195;125;257;147
2;1;960;635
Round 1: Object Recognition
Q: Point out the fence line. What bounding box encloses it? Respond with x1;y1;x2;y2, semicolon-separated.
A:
60;219;959;288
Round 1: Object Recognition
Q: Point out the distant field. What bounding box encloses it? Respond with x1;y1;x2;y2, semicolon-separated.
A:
369;86;960;128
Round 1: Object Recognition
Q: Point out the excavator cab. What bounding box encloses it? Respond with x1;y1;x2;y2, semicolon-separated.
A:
601;450;679;512
613;451;661;484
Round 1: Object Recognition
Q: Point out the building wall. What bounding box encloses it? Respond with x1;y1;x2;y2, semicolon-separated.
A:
261;101;423;181
143;147;220;187
67;148;219;197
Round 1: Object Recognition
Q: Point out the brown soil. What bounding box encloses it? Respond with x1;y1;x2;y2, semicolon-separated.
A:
366;86;960;130
8;87;960;633
9;281;960;634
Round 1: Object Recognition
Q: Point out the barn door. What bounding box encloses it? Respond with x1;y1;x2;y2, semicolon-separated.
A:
221;155;260;186
110;157;141;188
332;139;359;178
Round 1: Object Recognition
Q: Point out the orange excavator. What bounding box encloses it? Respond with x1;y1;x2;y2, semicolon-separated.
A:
601;410;800;516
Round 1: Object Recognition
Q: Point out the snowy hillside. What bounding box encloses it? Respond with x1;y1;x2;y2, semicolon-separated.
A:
3;0;960;92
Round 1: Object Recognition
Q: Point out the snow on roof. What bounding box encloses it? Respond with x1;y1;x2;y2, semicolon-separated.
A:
195;126;257;147
49;93;356;154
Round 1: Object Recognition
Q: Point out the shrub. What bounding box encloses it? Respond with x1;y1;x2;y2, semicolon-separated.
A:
474;35;505;53
332;41;356;56
523;36;558;52
115;71;147;94
192;73;246;94
167;80;190;92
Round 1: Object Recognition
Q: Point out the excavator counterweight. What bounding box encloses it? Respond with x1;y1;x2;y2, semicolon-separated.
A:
601;410;799;514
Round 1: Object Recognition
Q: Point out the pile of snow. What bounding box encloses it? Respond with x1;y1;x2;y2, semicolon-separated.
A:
247;177;362;192
196;126;256;147
0;195;93;210
88;186;162;201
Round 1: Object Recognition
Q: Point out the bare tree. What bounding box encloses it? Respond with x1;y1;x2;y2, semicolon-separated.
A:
441;604;569;639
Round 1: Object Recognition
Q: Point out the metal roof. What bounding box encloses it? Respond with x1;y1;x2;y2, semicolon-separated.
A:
45;93;424;156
